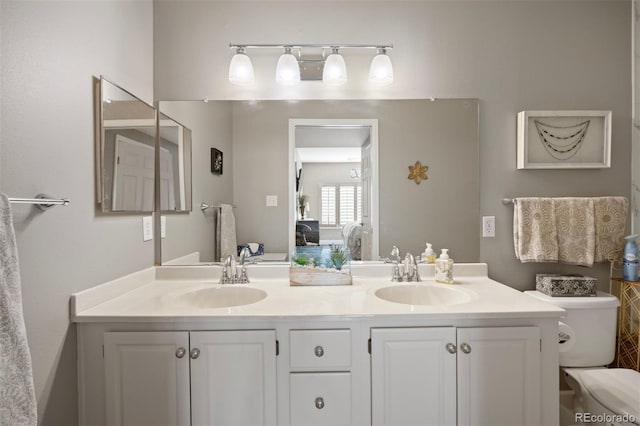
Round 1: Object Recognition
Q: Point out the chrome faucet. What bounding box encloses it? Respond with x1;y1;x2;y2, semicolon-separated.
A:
220;250;251;284
403;253;421;282
236;247;251;283
388;246;403;282
386;246;421;282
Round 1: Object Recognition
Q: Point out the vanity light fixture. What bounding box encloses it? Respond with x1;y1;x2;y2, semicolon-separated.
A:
369;47;394;86
228;46;254;86
228;43;393;86
322;47;348;86
275;46;301;85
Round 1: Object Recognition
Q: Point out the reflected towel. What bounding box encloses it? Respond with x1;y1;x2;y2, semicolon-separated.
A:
554;198;595;266
0;194;37;425
594;196;629;262
219;204;237;260
513;197;558;262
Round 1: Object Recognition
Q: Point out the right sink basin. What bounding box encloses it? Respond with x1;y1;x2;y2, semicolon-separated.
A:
375;284;471;306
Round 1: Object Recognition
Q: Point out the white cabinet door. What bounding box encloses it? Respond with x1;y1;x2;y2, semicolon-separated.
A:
457;326;541;426
371;327;457;426
104;331;190;426
190;330;277;426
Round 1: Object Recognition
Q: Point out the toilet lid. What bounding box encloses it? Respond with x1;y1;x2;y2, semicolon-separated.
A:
580;369;640;422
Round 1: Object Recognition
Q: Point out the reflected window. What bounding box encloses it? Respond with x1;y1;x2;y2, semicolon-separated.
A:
320;183;361;226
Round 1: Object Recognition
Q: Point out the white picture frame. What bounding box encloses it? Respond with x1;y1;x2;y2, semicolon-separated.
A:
516;110;611;169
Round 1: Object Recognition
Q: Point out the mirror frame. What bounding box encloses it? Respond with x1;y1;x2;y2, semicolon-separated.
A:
288;118;379;260
95;76;157;213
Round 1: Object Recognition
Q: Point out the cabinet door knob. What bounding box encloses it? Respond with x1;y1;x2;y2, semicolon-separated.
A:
190;348;201;359
175;347;186;359
445;343;457;354
315;397;325;409
314;345;324;357
460;343;472;354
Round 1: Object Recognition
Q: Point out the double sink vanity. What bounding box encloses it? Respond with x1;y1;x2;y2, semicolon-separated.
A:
72;262;563;426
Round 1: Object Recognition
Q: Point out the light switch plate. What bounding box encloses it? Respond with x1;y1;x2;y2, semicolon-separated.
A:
143;216;153;241
266;195;278;207
161;216;166;239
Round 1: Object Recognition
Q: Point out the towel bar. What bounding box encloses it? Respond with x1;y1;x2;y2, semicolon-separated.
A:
8;194;70;211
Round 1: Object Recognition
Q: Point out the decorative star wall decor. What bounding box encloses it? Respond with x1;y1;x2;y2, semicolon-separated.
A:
408;161;428;184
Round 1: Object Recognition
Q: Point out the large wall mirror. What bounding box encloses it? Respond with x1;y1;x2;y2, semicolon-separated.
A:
158;99;479;265
96;77;156;213
158;112;193;212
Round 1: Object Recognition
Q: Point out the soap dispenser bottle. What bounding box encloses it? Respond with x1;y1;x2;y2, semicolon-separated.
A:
421;243;436;264
435;249;454;284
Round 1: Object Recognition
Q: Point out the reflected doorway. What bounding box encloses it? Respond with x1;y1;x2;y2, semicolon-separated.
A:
289;119;379;263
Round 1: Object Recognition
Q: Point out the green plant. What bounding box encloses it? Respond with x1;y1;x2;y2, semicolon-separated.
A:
293;254;311;266
329;245;347;270
297;193;309;207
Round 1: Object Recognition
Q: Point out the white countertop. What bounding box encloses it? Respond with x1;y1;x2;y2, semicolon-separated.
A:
71;263;564;323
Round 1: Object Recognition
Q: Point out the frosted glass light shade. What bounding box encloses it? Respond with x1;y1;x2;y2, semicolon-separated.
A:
276;53;300;85
228;52;254;85
323;53;347;86
369;53;394;86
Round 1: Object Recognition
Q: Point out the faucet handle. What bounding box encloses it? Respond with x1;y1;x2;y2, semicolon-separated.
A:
391;246;400;261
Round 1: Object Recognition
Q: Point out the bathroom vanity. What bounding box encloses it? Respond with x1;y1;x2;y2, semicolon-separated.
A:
72;263;564;426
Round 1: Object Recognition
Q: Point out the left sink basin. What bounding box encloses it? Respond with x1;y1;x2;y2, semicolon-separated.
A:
179;287;267;308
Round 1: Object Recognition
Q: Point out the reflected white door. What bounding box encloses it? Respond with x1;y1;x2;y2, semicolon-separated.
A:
360;142;373;260
112;134;154;211
159;146;176;211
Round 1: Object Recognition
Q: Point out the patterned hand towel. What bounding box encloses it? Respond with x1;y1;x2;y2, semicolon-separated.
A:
513;197;558;262
594;196;629;262
219;204;237;260
553;198;595;266
0;194;37;425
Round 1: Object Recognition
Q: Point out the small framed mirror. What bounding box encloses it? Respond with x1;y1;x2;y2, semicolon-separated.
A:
158;112;192;212
96;76;156;213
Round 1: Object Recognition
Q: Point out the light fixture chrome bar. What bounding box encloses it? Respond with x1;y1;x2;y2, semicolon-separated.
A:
229;43;393;50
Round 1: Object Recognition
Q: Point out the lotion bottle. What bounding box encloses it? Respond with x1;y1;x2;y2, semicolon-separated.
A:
435;249;454;284
623;234;639;281
421;243;436;263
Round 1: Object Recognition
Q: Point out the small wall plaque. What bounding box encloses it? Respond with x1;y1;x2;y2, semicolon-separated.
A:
211;148;223;175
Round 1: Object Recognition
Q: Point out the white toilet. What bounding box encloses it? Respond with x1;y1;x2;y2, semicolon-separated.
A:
525;290;640;426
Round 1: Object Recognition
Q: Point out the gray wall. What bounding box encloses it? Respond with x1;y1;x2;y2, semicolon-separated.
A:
158;101;233;263
0;1;154;424
155;0;631;289
232;99;480;260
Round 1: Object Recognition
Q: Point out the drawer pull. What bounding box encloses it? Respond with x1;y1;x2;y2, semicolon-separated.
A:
315;397;325;409
445;343;457;354
175;347;186;359
460;343;472;354
314;345;324;357
190;348;201;359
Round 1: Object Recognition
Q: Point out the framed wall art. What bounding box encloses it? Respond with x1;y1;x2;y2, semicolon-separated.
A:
516;110;611;169
211;148;223;174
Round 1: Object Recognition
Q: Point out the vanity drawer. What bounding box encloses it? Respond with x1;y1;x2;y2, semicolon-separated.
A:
290;372;352;426
289;329;351;369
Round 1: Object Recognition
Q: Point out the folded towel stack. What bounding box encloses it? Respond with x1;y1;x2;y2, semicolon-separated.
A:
514;197;628;266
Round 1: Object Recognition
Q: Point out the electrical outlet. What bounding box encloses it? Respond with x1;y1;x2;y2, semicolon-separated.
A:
142;216;153;241
482;216;495;238
266;195;278;207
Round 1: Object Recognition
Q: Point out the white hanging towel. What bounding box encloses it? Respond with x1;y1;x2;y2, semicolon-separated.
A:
219;204;237;260
0;193;37;425
554;197;595;266
513;197;558;263
593;196;629;262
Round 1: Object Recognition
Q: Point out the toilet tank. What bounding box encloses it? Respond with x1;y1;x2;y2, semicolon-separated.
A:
525;290;620;367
